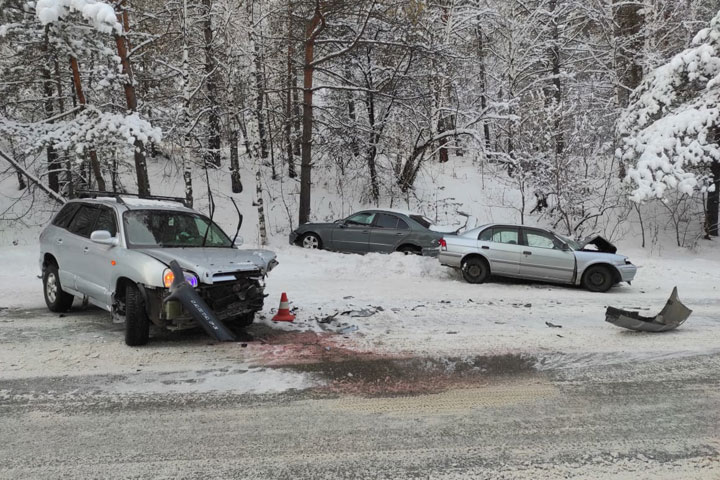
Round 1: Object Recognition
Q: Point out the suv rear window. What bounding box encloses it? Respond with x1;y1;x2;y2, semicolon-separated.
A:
52;203;80;228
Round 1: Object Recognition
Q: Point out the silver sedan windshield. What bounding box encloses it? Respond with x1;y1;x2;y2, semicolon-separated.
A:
555;233;581;251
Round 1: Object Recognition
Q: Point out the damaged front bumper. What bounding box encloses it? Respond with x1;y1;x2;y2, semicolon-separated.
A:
605;286;692;332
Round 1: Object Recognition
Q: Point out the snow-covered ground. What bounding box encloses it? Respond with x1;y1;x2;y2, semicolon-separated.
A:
2;239;719;370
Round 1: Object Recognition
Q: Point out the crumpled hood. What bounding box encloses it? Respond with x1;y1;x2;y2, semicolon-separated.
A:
138;247;277;283
429;224;461;234
578;235;617;254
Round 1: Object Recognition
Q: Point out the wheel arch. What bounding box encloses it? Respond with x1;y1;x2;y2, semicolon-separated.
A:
42;253;58;270
579;262;621;285
396;243;422;253
461;252;491;271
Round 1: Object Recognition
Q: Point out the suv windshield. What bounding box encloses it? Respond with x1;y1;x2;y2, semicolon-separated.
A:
123;210;232;248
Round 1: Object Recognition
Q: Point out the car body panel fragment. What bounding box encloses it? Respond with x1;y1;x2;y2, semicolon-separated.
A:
605;287;691;332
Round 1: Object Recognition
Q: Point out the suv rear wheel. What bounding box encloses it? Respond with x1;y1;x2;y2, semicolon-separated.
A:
125;283;150;346
43;263;74;312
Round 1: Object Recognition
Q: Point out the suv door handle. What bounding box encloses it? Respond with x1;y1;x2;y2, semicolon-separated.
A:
56;238;63;244
83;246;90;254
395;232;404;236
523;251;532;255
481;246;489;250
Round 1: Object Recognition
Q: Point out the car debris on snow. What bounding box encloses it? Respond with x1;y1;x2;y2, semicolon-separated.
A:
605;287;692;332
545;322;562;328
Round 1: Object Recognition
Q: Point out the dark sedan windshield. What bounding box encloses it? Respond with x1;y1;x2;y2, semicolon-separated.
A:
123;210;232;248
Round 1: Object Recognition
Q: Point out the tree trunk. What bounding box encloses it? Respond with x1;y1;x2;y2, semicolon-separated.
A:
181;0;194;207
365;90;380;203
256;169;268;245
0;149;64;204
299;9;322;225
707;161;720;237
253;41;269;160
114;4;150;197
69;57;106;192
285;4;297;178
230;128;243;193
202;0;221;166
613;0;644;108
477;25;491;150
42;29;60;193
548;0;564;156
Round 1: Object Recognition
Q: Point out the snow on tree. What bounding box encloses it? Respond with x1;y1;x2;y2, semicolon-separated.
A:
618;9;720;236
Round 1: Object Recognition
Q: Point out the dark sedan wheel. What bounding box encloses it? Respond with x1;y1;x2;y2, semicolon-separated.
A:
461;257;490;284
43;263;74;312
398;245;421;255
582;265;613;293
301;233;322;250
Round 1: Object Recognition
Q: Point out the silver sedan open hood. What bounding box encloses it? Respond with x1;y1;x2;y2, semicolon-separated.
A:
578;235;617;254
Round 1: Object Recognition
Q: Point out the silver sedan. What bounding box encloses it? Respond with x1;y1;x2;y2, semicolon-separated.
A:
438;224;637;292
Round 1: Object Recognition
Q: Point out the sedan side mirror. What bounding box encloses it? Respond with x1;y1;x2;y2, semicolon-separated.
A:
90;230;118;246
560;242;570;251
233;236;244;247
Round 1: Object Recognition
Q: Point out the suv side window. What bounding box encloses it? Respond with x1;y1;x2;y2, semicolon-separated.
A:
374;214;399;229
52;203;80;229
396;218;410;230
94;207;118;237
67;205;100;238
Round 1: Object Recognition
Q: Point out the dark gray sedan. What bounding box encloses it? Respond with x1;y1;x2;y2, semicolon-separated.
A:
289;209;448;255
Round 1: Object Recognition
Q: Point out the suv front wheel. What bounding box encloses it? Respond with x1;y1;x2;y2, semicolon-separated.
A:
43;263;74;312
125;283;150;346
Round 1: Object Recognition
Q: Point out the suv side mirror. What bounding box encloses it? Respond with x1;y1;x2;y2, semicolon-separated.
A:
560;242;570;251
90;230;118;246
233;236;244;247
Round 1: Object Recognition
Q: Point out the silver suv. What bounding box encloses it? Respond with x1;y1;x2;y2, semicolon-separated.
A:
39;195;277;345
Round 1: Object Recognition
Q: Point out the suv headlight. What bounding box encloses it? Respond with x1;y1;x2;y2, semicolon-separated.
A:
162;269;198;288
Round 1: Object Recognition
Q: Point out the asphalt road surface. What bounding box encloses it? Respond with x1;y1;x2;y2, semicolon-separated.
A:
1;306;719;479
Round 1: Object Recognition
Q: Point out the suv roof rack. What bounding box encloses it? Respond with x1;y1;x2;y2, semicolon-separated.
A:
76;190;191;208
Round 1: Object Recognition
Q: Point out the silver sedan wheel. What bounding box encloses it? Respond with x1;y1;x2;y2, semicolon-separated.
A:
46;272;58;303
302;234;320;249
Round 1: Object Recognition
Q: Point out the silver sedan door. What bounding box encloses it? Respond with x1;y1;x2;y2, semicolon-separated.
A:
480;227;523;276
331;212;375;253
519;229;575;282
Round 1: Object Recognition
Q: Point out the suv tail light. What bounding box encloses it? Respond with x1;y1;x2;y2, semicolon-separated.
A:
439;238;447;251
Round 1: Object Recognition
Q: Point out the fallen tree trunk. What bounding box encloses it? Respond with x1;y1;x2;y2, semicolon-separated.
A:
0;149;66;205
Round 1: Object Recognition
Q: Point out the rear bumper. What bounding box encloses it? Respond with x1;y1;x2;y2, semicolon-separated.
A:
438;250;462;267
422;246;440;257
617;263;637;283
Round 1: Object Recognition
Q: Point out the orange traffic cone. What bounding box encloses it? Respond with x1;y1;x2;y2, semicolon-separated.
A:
272;292;296;322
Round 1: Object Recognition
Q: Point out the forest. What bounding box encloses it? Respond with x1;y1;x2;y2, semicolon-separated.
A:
1;0;720;247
